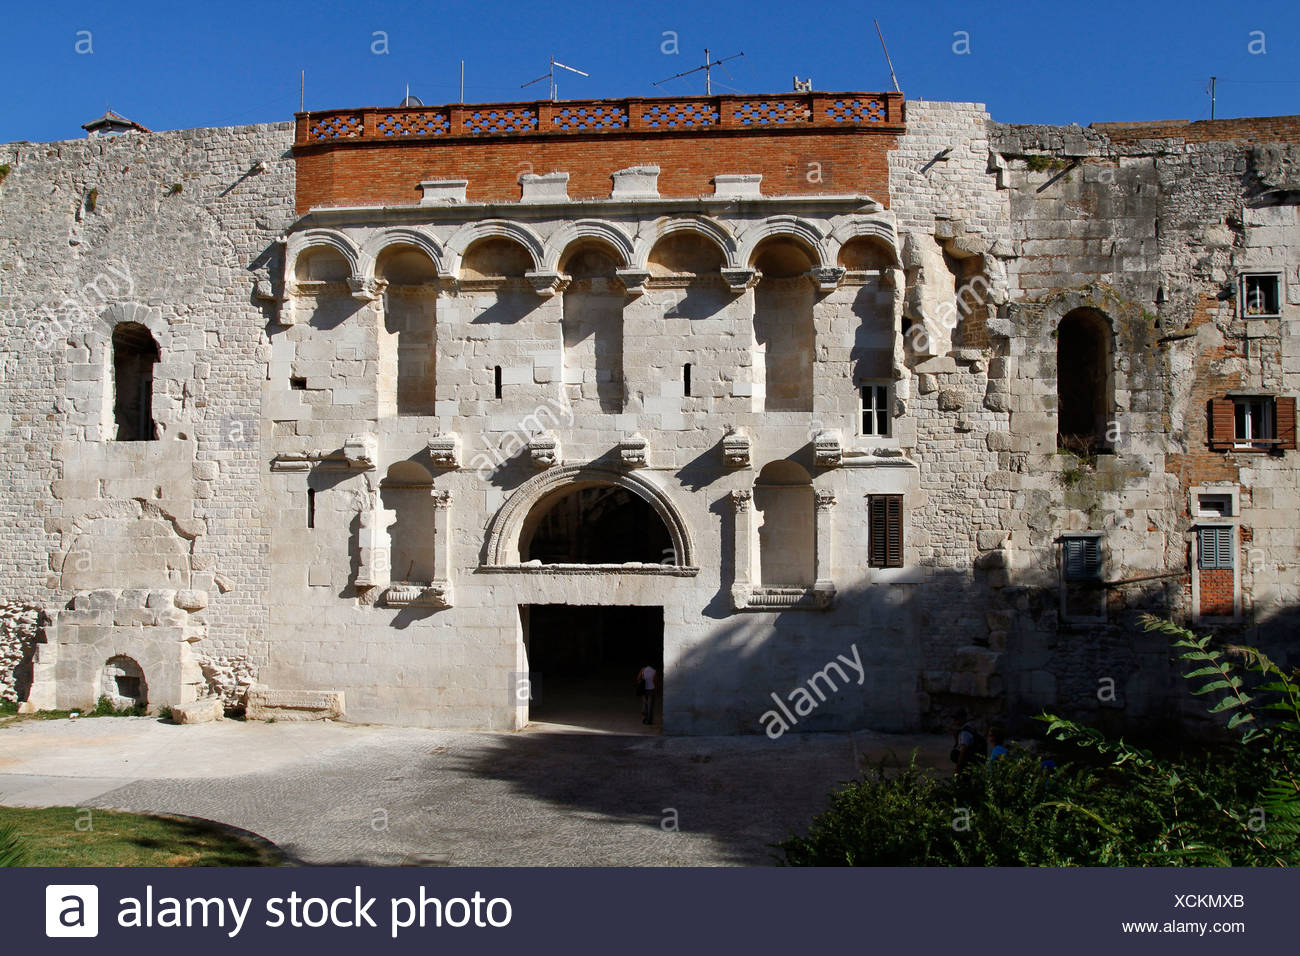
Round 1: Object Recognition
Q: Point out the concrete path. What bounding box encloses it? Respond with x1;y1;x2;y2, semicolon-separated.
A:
0;716;949;866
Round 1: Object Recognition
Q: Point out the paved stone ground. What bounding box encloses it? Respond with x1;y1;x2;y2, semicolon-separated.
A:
0;717;950;866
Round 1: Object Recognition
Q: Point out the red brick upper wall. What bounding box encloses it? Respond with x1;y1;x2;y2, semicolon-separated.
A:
292;93;904;213
1093;114;1300;145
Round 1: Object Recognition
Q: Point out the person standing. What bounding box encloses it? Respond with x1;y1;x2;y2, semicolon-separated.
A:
636;663;657;725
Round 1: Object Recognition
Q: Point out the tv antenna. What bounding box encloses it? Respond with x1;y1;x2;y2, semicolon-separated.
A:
654;49;745;96
522;55;589;101
874;19;901;93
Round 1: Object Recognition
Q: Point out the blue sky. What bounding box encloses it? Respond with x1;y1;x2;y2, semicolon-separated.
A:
1;0;1297;143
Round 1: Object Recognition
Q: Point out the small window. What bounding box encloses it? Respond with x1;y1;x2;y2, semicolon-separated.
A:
683;363;692;397
1062;536;1102;581
1210;396;1296;451
1197;526;1234;570
1196;493;1233;518
860;383;891;437
494;366;503;399
868;495;903;568
307;488;316;529
290;376;307;390
111;322;160;441
1240;274;1281;318
1234;396;1275;449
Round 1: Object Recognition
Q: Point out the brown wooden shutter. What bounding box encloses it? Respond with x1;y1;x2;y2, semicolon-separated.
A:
868;496;886;567
1275;397;1296;450
885;496;904;568
1209;398;1235;450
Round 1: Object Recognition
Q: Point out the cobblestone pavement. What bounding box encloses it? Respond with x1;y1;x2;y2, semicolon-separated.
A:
0;717;949;865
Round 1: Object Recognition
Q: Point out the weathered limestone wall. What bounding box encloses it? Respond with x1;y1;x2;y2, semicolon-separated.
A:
0;122;296;710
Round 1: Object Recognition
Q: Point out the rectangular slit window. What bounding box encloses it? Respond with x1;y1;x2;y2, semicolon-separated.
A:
683;363;692;397
494;366;503;399
860;383;890;437
1240;274;1281;318
307;488;316;529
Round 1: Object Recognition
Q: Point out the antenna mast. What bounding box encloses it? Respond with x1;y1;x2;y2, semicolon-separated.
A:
875;19;901;93
654;49;745;95
522;55;589;101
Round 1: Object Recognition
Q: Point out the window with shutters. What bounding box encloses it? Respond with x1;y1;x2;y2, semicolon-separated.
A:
868;495;903;568
1061;535;1102;582
1197;526;1234;571
1239;273;1281;318
1210;395;1296;451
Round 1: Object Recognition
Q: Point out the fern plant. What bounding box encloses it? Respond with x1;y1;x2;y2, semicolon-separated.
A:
1041;614;1300;866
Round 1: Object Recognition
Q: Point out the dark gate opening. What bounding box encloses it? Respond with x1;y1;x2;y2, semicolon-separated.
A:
522;605;663;734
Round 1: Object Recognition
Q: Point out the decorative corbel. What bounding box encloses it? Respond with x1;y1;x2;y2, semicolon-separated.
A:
525;271;568;297
619;433;649;468
527;432;560;469
721;268;758;292
427;433;461;470
722;426;752;469
808;266;846;292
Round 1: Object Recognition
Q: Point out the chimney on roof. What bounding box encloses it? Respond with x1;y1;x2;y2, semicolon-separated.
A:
82;109;150;138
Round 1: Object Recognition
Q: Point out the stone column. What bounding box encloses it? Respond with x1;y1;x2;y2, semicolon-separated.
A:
430;489;454;607
814;490;837;608
730;489;753;609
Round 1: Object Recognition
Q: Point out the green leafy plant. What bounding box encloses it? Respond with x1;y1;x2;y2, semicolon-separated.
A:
90;695;147;718
0;824;29;867
0;163;11;186
157;705;175;722
168;183;182;195
780;616;1300;866
85;187;98;211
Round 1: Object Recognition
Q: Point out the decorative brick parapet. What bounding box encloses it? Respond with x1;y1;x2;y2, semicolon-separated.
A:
295;93;904;146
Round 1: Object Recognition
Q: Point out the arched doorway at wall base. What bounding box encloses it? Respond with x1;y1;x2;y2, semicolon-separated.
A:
520;604;663;736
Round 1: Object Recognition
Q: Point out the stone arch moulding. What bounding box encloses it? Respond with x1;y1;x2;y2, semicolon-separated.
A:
285;228;362;280
1039;287;1123;335
631;216;740;272
483;464;697;569
735;215;833;271
444;219;546;277
542;219;636;273
827;215;901;267
358;227;448;279
94;302;167;342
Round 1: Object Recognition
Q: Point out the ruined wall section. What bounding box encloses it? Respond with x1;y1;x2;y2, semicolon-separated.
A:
0;122;296;703
887;102;1017;718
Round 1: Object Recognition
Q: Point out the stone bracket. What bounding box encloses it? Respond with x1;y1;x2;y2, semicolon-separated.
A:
343;434;377;470
616;268;651;297
619;432;648;468
383;581;453;609
813;429;843;468
721;268;758;292
427;433;461;470
722;427;752;468
527;432;560;469
525;271;568;297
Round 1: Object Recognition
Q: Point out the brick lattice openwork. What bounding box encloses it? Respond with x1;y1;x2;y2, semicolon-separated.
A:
552;105;628;131
296;92;902;145
734;100;810;125
377;111;451;137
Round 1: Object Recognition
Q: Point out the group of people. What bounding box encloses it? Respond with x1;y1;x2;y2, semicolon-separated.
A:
949;710;1009;772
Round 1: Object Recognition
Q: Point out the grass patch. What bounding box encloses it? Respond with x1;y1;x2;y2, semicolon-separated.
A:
0;807;283;867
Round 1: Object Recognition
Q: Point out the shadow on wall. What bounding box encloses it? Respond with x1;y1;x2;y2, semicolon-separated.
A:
442;572;1300;864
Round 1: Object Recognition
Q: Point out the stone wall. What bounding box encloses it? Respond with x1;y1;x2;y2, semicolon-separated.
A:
0;602;43;704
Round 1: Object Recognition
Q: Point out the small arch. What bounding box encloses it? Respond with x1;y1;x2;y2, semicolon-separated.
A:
445;220;545;276
111;322;159;441
101;655;147;709
288;229;360;281
646;232;726;277
381;461;436;583
736;215;830;271
1056;307;1114;454
754;461;815;586
632;216;737;272
543;220;634;273
485;465;695;567
461;236;536;279
360;228;445;279
837;235;898;271
828;216;900;267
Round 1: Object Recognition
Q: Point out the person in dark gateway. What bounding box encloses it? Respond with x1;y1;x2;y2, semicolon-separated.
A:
635;662;658;725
